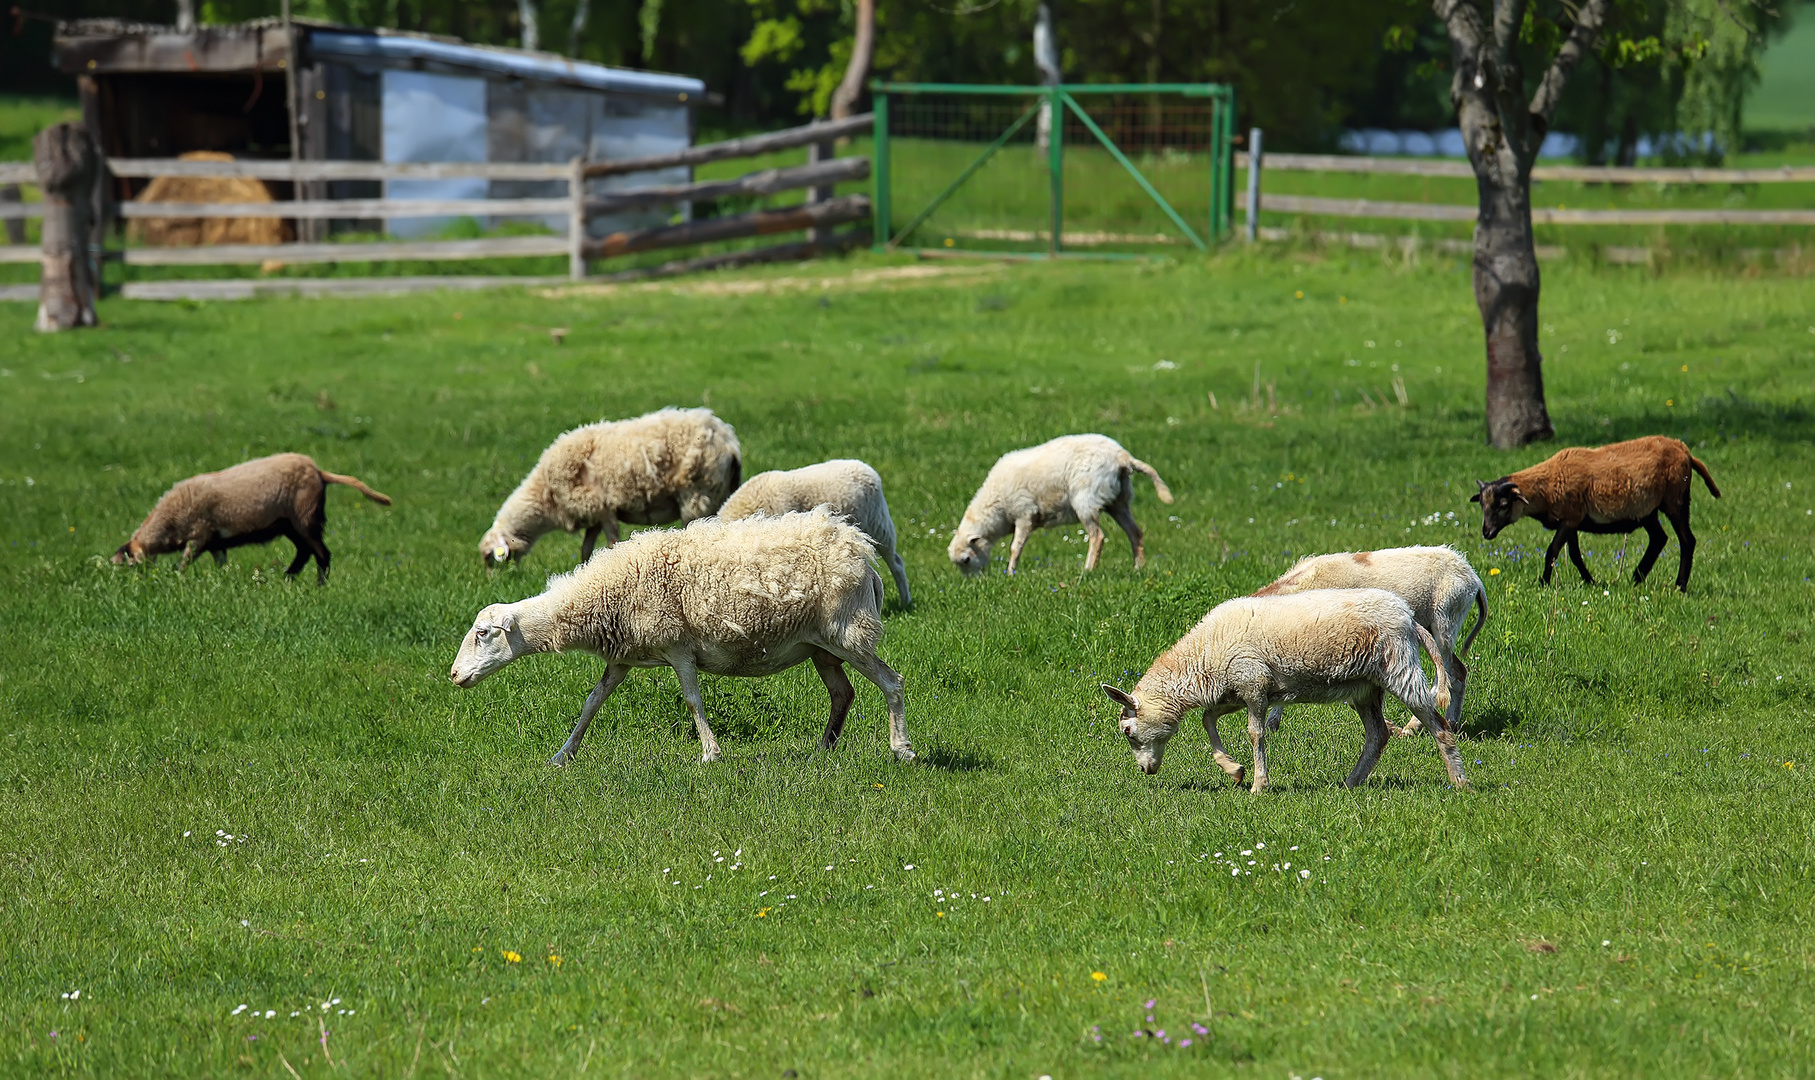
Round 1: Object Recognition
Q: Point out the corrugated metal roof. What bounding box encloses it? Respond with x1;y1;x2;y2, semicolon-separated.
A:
308;31;704;99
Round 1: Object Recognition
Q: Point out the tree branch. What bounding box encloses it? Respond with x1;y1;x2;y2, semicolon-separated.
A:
1489;0;1528;71
1529;0;1612;124
1432;0;1485;54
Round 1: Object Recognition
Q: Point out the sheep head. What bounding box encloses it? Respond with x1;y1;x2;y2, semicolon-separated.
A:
111;539;146;565
450;603;533;687
1470;478;1529;539
947;527;992;576
480;526;531;567
1102;684;1177;775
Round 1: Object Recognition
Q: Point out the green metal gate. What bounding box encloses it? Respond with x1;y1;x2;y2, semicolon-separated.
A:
871;82;1236;258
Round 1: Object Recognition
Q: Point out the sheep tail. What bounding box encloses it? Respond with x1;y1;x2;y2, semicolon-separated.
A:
320;470;393;506
1690;455;1721;499
1458;582;1488;657
1129;456;1174;504
1414;623;1452;721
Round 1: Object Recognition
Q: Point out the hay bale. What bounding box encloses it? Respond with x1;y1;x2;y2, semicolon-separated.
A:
129;151;292;247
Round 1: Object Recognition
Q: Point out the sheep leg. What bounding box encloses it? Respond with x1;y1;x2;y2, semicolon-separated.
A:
810;648;857;751
602;514;621;547
1264;704;1283;732
1395;676;1470;791
1663;499;1696;592
1006;518;1034;576
828;646;913;761
884;547;913;610
1081;514;1106;572
1246;702;1271;794
669;655;723;763
1632;512;1668;584
1540;531;1568;584
178;539;202;572
1202;706;1246;785
1565;531;1594;584
277;521;313;577
211;547;228;566
579;525;602;563
1107;499;1145;569
1343;690;1391;789
1443;654;1468;733
549;664;630;766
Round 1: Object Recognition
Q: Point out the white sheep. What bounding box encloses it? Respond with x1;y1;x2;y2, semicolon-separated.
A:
450;507;912;765
480;406;741;566
716;458;912;609
1102;589;1470;792
1254;545;1487;735
948;434;1173;576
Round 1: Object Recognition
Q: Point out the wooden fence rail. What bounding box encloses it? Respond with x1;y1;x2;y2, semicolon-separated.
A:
4;114;876;301
1238;151;1815;184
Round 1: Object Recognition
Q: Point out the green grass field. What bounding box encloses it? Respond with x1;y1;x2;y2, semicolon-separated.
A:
3;249;1812;1077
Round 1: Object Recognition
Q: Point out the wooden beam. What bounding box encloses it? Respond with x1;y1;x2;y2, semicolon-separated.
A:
119;197;573;220
54;26;291;74
1260;193;1815;225
1260;194;1477;221
582;115;873;178
119;274;570;302
106;159;575;181
121;235;569;266
0;164;37;184
581;194;870;259
584;156;869;216
1238;151;1815;184
590;227;870;283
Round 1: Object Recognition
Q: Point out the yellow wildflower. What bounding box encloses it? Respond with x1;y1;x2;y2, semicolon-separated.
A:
1091;972;1108;982
502;950;521;963
548;955;562;968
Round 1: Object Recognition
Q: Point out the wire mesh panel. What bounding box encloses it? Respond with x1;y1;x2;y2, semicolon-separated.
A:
872;83;1234;257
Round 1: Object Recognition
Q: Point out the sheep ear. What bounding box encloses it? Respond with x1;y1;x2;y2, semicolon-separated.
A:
1101;684;1136;710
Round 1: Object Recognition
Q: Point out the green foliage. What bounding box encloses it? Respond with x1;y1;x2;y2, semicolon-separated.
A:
1;253;1813;1075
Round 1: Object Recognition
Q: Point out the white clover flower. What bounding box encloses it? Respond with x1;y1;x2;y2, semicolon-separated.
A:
1300;869;1312;879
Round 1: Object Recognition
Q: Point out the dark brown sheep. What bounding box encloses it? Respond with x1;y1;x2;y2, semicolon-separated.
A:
1470;435;1720;591
112;453;391;584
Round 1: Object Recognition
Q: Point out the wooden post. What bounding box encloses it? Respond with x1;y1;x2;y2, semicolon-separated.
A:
568;155;587;279
1245;127;1262;243
34;123;101;332
0;185;23;245
807;138;835;248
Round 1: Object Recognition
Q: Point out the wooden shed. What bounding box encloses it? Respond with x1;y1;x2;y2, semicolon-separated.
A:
54;17;706;237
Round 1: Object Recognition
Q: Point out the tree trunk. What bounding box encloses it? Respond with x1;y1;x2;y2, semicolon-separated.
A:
1436;0;1609;448
568;0;592;56
829;0;875;121
1473;173;1553;447
34;123;100;333
518;0;540;52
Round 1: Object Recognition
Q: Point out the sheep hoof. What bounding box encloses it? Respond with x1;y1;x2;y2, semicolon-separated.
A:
1232;766;1246;787
893;746;917;763
701;749;721;764
548;750;572;767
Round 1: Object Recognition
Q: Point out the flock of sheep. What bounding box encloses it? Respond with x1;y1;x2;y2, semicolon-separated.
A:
111;406;1720;791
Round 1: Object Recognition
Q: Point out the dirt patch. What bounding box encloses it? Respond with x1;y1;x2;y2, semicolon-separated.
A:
536;261;1007;301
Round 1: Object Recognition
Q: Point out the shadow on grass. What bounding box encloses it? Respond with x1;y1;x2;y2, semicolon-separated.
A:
1601;390;1815;447
917;742;996;772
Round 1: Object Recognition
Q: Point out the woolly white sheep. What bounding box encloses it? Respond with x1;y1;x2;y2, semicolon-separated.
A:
1254;545;1486;735
948;434;1173;576
1102;589;1470;792
450;508;912;765
480;406;741;566
717;458;912;609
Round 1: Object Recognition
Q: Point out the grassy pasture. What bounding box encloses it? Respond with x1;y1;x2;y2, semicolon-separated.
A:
2;250;1813;1077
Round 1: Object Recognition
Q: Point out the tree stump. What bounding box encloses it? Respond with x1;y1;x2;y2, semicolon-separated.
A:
34;123;101;333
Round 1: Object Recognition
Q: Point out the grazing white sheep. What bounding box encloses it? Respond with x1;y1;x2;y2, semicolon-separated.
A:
1254;545;1486;735
1102;589;1470;792
450;508;912;765
948;434;1173;576
480;406;741;566
717;458;912;609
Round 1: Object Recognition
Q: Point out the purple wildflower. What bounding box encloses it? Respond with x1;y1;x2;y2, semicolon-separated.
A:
1145;999;1157;1009
1191;1022;1209;1035
1180;1039;1193;1048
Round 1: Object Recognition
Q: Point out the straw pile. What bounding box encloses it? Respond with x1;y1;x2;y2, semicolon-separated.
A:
129;151;292;247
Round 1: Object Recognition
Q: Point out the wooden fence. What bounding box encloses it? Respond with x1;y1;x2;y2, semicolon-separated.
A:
1;114;873;300
1238;148;1815;230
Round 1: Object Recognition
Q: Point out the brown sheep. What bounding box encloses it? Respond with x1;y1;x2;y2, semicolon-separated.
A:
1470;435;1720;591
112;453;391;584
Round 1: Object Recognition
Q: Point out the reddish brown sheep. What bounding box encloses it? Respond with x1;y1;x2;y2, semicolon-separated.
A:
1470;435;1719;591
113;453;391;584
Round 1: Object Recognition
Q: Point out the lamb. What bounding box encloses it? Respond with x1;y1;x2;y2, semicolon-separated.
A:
450;507;912;765
111;452;391;584
1470;435;1720;591
716;459;912;609
1101;589;1470;792
480;406;741;566
948;434;1173;576
1254;545;1486;735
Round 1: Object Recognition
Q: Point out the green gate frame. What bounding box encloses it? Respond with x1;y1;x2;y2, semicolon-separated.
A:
870;81;1237;258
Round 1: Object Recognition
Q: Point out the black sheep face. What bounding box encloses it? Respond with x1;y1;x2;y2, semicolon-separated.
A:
1469;479;1528;540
